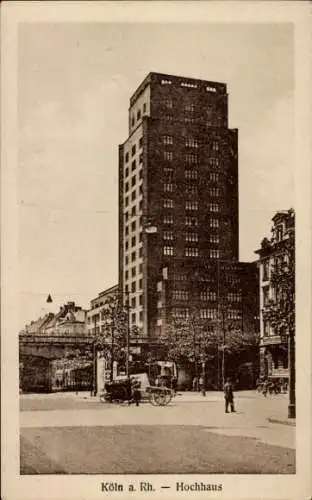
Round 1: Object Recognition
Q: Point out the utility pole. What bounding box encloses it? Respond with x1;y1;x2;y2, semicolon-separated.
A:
288;330;296;418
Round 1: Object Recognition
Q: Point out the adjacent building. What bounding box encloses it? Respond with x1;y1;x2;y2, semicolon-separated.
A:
86;285;119;336
255;209;295;380
118;72;258;343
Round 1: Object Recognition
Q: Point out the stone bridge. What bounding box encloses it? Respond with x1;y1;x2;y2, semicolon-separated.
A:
19;334;94;361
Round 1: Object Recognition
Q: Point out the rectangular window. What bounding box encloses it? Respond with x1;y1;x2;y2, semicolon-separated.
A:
185;217;198;226
185;232;198;242
139;263;143;273
209;234;219;244
185;154;198;164
185;138;199;148
164;199;174;208
139;137;143;148
208;187;220;196
131;221;136;232
185;170;198;179
139;311;143;322
200;291;217;301
131;176;136;187
125;270;129;280
185;201;198;211
163;231;173;240
131;160;136;172
125;241;129;251
200;309;217;319
263;261;270;281
139;247;143;257
139;169;143;179
125;182;129;192
125;196;129;207
164;183;175;193
163;215;173;224
131;282;136;293
185;247;199;257
131;206;136;216
263;286;270;306
131;312;136;324
162;135;173;145
164;246;174;256
131;191;136;201
131;297;136;308
228;309;242;320
212;140;219;151
131;236;136;247
209;158;219;168
131;267;136;277
209;249;220;258
125;256;129;265
125;226;129;236
164;167;173;176
174;274;187;281
164;151;173;161
209;172;219;182
139;154;143;164
139;278;143;289
208;203;220;213
143;103;147;113
172;308;189;318
172;290;189;301
164;99;173;108
125;167;129;178
186;185;197;195
131;251;136;262
184;104;195;112
125;152;129;163
227;292;242;302
137;110;141;121
132;145;136;156
210;218;219;228
139;294;143;306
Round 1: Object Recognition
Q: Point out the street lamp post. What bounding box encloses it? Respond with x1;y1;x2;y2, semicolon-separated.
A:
288;331;296;418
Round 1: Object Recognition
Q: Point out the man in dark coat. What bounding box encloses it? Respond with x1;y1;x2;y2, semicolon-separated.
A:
224;377;235;413
131;377;141;407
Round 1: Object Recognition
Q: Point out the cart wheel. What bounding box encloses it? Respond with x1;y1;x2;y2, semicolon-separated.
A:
163;390;173;406
153;390;169;406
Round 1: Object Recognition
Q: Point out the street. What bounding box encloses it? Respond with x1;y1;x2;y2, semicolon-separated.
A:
20;391;295;474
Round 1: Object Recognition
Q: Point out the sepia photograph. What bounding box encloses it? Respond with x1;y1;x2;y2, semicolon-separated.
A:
1;2;311;499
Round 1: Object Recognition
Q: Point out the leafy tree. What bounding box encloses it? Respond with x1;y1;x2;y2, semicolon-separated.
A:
95;293;128;365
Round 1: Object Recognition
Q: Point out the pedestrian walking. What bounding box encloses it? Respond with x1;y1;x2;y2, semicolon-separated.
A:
199;376;206;396
131;377;141;407
224;377;235;413
192;376;198;392
262;378;269;397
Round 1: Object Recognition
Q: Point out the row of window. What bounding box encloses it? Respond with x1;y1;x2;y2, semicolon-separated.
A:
124;137;144;163
162;135;219;150
164;152;221;166
163;184;220;198
163;169;220;183
163;199;220;213
162;215;219;228
163;246;220;258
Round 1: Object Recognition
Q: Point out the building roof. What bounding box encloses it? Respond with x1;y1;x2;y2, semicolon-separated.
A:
129;72;227;106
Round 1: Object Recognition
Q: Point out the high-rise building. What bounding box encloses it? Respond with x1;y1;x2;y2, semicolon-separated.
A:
119;72;257;340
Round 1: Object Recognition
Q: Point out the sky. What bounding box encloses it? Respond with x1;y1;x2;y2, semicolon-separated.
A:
18;22;294;328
